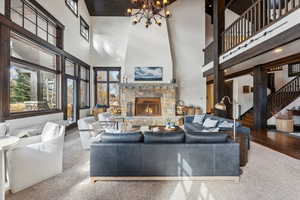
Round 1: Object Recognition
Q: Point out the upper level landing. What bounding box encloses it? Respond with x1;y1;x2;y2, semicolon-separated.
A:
203;0;300;76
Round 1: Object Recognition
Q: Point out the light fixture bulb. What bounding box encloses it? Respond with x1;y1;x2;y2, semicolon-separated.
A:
127;8;132;14
274;48;283;53
163;0;168;5
166;10;171;17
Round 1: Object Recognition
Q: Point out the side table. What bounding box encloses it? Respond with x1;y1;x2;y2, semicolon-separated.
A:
0;136;19;200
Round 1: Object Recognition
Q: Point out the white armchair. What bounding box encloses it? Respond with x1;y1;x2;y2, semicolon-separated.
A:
7;122;65;193
77;117;102;150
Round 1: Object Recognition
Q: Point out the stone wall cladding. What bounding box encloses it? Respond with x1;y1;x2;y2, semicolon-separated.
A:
120;83;177;125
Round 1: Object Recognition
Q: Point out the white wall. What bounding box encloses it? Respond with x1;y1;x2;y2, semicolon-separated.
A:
205;9;240;47
34;0;91;64
124;17;173;83
168;0;206;108
90;17;130;67
0;0;4;15
273;65;294;90
230;75;253;116
205;14;213;46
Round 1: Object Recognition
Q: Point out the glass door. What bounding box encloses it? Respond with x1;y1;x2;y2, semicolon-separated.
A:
64;59;78;125
67;78;77;123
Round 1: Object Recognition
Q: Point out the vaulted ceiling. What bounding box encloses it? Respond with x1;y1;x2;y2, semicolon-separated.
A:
84;0;176;16
84;0;252;17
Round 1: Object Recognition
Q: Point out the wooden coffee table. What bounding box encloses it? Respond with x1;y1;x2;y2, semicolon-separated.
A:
150;126;184;133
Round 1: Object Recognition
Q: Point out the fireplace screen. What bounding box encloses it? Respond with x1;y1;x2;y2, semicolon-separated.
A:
135;98;161;116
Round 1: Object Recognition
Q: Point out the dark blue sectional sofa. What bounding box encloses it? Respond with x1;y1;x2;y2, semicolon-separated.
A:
90;125;241;182
184;114;251;150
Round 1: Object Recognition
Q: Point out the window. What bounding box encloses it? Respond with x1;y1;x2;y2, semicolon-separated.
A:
94;68;120;107
80;16;89;41
80;66;90;108
9;32;59;113
10;0;60;46
65;0;78;16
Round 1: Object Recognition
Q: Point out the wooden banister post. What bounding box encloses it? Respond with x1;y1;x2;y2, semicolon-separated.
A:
253;65;268;130
213;0;226;116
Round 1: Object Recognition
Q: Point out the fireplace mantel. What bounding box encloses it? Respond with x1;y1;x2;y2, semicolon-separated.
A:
120;83;177;89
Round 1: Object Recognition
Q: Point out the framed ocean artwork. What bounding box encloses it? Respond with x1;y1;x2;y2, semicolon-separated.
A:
134;67;163;81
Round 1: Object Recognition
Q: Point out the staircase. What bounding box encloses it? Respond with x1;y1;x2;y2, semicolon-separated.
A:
241;76;300;128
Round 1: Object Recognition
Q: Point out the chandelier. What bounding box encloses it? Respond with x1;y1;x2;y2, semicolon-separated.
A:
127;0;171;28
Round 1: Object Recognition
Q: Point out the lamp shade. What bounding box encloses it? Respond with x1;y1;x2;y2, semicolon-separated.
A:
215;102;227;111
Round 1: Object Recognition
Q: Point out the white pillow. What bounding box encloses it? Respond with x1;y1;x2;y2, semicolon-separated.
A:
202;128;220;132
203;118;219;128
41;122;60;142
98;112;112;122
193;115;205;124
218;121;234;128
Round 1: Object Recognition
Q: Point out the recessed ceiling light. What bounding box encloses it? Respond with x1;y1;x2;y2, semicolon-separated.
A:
274;48;283;53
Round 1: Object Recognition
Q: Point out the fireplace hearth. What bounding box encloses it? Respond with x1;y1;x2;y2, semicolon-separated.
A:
135;97;161;116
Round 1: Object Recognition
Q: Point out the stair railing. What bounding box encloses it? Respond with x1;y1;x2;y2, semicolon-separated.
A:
267;76;300;118
222;0;300;54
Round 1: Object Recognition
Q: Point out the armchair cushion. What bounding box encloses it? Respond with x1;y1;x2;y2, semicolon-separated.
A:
41;122;60;142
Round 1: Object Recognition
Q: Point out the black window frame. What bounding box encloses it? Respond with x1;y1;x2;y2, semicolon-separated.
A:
80;66;90;109
80;16;89;42
9;32;61;117
8;0;65;49
65;0;78;17
94;67;121;108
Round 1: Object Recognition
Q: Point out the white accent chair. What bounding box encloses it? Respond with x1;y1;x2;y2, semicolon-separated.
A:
77;117;102;150
7;122;65;193
77;116;118;150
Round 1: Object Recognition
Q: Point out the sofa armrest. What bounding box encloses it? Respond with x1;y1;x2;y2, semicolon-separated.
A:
11;135;41;149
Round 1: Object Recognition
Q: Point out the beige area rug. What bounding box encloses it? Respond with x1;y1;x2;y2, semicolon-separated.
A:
7;130;300;200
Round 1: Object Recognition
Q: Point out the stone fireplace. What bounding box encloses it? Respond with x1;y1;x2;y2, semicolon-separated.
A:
135;97;161;116
120;83;177;126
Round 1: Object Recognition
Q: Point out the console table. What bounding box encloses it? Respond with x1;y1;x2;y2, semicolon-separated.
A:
225;130;248;167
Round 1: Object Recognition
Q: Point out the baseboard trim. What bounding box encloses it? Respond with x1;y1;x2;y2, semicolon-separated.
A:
91;176;240;183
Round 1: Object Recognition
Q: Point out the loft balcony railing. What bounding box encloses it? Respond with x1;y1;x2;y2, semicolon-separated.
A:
203;0;300;66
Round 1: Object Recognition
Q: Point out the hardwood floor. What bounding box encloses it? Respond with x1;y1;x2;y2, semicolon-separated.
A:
251;129;300;160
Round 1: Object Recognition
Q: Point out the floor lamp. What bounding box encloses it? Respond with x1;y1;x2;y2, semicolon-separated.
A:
215;96;239;141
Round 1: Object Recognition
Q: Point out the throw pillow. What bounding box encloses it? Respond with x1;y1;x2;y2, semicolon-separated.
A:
98;112;112;122
203;118;219;128
41;122;60;142
201;128;220;133
218;121;234;128
193;114;206;124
